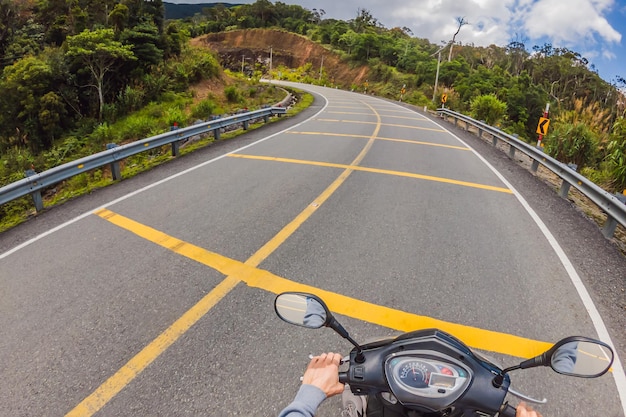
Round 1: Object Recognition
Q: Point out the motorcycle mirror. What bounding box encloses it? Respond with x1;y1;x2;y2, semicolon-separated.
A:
274;292;367;362
514;336;614;377
548;338;614;377
274;293;330;329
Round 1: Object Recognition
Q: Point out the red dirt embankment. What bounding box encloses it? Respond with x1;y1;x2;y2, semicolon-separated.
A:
191;29;369;87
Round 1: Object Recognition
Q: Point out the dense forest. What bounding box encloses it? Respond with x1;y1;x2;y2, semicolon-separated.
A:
1;0;625;196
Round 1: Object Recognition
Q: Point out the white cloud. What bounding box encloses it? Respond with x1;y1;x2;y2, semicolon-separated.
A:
522;0;621;45
391;0;514;46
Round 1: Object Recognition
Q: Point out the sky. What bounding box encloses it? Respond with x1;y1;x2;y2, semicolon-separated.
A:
169;0;626;84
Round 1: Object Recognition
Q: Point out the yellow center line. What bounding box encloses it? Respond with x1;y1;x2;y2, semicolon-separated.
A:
290;131;470;151
228;154;512;194
97;209;553;363
66;100;383;417
326;111;428;122
315;118;446;132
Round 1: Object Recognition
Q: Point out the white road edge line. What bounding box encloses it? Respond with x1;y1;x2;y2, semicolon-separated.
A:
0;92;330;261
412;102;626;415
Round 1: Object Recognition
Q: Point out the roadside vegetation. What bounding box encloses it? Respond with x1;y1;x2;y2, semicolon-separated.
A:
179;1;626;193
0;1;300;231
1;0;625;232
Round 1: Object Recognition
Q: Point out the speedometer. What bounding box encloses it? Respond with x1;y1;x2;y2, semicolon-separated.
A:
397;360;437;389
384;353;473;411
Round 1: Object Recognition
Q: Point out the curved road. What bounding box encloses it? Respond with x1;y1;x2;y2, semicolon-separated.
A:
1;83;624;416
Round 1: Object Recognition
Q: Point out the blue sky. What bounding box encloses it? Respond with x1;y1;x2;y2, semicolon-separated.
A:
170;0;626;85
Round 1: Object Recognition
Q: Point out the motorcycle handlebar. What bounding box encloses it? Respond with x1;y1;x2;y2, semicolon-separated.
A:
500;403;517;417
339;371;348;384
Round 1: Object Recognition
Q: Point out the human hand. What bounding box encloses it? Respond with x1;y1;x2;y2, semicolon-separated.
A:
516;402;543;417
302;352;344;398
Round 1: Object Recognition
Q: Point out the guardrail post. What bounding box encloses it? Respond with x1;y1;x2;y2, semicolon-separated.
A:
508;145;516;158
602;193;625;238
170;125;180;157
25;169;44;212
106;143;121;180
214;128;221;140
243;120;249;130
530;160;539;172
492;134;497;146
559;181;572;198
509;135;518;158
602;217;618;238
264;114;270;123
558;164;578;198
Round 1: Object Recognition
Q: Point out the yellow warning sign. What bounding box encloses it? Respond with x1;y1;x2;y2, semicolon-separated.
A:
536;117;550;135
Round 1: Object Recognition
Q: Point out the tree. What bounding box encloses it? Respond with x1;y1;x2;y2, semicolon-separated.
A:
448;17;468;62
0;54;58;149
65;28;135;120
120;22;163;70
351;8;377;33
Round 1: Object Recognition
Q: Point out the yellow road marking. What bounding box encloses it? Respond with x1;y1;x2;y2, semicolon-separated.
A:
66;101;383;417
326;112;428;122
96;209;552;362
290;131;470;151
315;118;446;133
75;202;550;415
229;154;512;194
67;101;515;416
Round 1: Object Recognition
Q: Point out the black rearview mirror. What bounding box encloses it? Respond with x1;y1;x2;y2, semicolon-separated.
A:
549;339;614;378
274;293;330;329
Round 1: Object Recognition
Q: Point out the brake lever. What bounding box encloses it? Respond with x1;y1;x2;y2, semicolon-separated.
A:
300;354;349;381
508;387;547;404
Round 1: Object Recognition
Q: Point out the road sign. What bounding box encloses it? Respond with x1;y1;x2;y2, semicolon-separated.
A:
536;117;550;135
401;88;406;95
441;93;448;103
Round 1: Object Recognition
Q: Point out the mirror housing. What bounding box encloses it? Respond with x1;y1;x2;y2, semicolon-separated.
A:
274;292;330;329
274;292;366;362
518;336;614;378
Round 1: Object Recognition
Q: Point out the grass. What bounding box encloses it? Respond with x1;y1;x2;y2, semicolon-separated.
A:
0;87;312;233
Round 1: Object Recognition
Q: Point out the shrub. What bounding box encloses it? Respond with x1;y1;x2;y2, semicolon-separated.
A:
224;86;242;103
545;122;599;170
191;99;216;120
606;117;626;191
470;94;507;126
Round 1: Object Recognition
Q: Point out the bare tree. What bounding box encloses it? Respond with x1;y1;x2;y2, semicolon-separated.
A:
448;17;468;62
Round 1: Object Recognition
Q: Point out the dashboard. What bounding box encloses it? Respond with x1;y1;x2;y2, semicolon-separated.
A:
385;354;472;410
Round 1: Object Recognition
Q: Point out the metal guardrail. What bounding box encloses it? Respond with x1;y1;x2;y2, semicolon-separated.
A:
0;106;286;212
437;108;626;239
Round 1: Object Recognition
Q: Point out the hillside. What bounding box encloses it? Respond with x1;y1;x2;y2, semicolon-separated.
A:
191;29;370;88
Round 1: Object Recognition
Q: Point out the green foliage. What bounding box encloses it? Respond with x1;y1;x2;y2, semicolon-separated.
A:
191;99;217;119
606;118;626;191
66;28;137;119
469;94;507;126
224;86;243;103
545;122;599;170
165;46;220;91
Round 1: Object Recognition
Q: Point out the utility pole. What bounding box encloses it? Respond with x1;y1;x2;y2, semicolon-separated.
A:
431;43;450;103
269;46;273;79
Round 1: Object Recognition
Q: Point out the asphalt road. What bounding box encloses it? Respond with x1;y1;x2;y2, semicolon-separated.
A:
1;83;624;417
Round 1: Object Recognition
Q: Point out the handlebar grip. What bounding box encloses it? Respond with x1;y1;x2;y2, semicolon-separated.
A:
339;371;348;384
500;403;517;417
